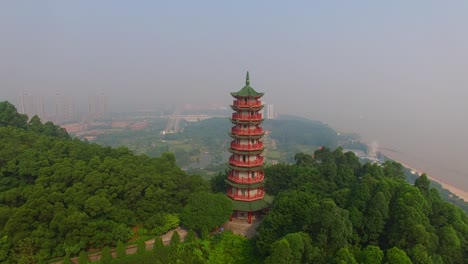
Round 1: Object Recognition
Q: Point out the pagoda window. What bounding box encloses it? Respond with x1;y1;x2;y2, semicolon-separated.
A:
243;155;246;162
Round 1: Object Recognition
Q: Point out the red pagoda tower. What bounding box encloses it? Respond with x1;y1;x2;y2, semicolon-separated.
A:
227;72;272;223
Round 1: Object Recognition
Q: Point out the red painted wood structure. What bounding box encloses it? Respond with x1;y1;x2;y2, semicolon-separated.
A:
227;72;272;223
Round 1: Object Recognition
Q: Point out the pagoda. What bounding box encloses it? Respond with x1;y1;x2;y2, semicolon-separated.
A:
227;72;272;223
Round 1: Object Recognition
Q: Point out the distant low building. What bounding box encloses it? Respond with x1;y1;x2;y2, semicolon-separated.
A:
131;122;148;130
61;123;89;134
112;121;130;128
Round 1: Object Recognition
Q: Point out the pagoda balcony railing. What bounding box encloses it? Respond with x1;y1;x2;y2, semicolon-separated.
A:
230;142;264;151
229;157;264;167
231;127;264;136
228;172;265;184
232;100;262;107
227;192;265;201
231;113;263;121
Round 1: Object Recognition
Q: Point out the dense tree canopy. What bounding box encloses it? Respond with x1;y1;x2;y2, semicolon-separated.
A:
0;102;208;262
180;192;233;232
1;101;467;263
258;147;468;263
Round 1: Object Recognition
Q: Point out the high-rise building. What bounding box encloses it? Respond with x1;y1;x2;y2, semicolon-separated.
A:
89;93;108;118
53;94;75;124
227;72;272;223
18;93;45;120
266;104;274;119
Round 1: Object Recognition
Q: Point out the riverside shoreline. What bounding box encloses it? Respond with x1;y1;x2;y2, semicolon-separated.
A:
383;154;468;202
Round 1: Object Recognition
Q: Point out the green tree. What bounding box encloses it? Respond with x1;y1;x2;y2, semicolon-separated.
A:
78;251;88;264
62;254;73;264
315;198;353;255
210;172;227;193
137;239;146;255
294;152;315;166
364;191;389;243
100;246;113;264
0;101;28;129
170;231;180;247
437;225;462;264
410;244;433;264
415;173;430;192
385;247;412;264
180;192;233;232
185;229;197;243
116;241;126;259
334;247;358;264
0;236;11;262
360;245;384;264
201;227;210;240
206;232;256;264
264;239;293;264
382;161;405;180
153;236;164;252
282;232;318;264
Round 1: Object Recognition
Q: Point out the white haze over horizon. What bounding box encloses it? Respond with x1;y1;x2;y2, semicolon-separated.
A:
1;1;467;190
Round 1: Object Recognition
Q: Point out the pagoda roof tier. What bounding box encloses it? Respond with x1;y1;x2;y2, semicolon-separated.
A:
230;127;264;137
228;172;264;184
225;179;264;189
230;104;264;112
230;118;264;125
230;194;273;211
229;164;264;171
231;100;263;108
228;148;264;155
231;72;264;98
231;113;263;122
230;142;264;151
229;167;264;173
228;133;264;139
229;157;264;167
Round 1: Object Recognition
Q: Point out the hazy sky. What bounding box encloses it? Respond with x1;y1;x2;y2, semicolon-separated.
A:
1;1;467;189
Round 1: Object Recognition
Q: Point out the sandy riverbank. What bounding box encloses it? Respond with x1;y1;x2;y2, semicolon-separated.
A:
384;155;468;202
426;175;468;202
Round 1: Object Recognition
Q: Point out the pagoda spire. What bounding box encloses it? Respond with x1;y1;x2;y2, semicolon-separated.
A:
246;71;250;85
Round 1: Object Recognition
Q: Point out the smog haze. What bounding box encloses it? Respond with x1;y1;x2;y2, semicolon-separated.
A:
1;1;467;190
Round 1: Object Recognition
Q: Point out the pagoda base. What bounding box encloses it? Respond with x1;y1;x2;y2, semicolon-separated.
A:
229;194;273;224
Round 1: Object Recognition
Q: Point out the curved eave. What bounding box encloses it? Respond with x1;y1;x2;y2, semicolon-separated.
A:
230;105;264;112
229;164;264;171
230;93;264;99
228;132;265;139
230;118;265;124
225;179;265;189
230;194;273;212
229;166;264;172
228;147;264;155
